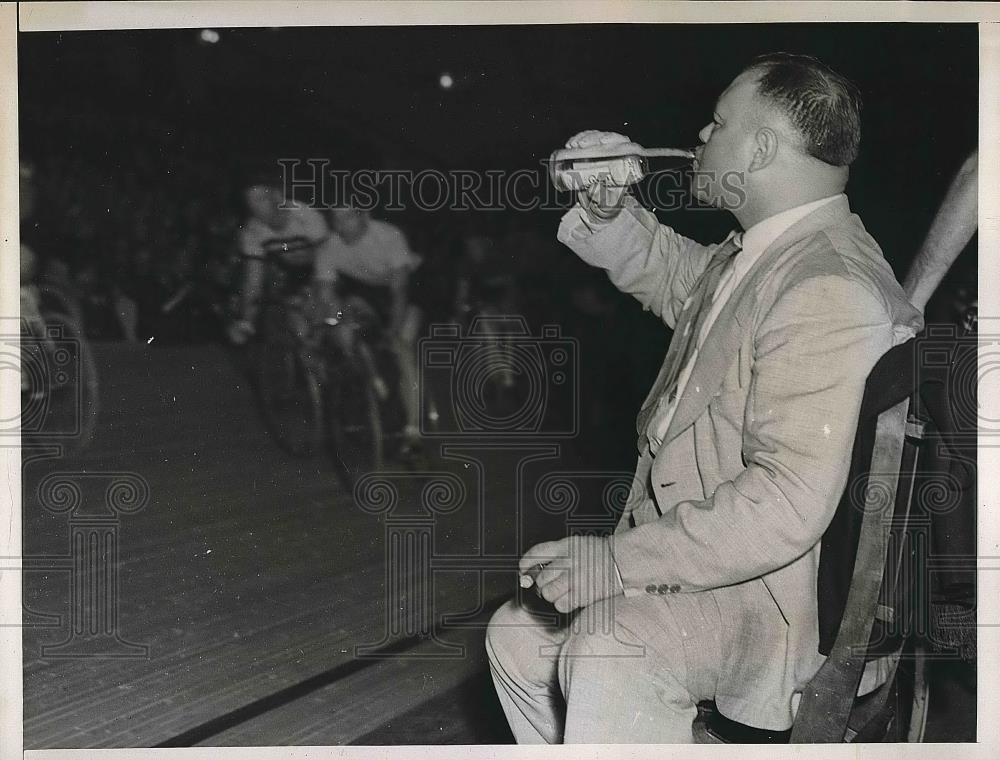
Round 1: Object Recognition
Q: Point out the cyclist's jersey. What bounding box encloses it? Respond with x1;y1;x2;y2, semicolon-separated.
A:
239;202;329;293
313;219;421;288
314;219;422;322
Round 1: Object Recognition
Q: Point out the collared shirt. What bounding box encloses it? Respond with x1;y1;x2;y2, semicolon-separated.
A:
646;193;843;451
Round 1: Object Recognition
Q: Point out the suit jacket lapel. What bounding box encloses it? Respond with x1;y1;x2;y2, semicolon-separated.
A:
635;232;742;439
659;275;757;445
658;196;854;447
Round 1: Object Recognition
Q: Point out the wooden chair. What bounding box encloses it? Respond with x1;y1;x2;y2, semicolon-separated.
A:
693;338;929;743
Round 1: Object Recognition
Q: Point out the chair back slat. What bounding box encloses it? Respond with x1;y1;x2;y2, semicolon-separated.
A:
792;338;924;742
696;339;927;744
791;397;909;742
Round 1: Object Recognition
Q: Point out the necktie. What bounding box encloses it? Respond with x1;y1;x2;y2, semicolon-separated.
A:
639;234;742;450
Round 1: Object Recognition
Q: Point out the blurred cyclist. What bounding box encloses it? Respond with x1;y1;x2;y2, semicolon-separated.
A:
313;206;424;452
453;232;519;325
452;231;520;389
227;167;330;345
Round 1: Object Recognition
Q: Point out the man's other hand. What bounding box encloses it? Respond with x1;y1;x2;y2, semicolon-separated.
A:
519;535;624;614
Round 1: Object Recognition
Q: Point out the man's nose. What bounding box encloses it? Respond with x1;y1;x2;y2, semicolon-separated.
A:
697;124;712;144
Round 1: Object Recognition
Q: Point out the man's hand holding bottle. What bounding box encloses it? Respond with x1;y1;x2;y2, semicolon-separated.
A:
564;130;634;225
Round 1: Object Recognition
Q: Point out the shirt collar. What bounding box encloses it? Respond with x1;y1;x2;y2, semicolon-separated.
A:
732;193;843;280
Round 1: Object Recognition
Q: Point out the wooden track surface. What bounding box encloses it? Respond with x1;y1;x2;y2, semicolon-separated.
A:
19;341;976;747
22;341;594;748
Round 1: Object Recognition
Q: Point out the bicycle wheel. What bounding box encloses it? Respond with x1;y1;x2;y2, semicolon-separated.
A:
22;310;100;451
254;305;323;458
325;339;383;487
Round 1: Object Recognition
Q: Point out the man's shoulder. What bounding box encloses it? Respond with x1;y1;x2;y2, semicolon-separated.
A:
769;207;884;281
765;219;918;330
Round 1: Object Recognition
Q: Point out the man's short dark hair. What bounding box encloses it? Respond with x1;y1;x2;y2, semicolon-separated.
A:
744;53;862;167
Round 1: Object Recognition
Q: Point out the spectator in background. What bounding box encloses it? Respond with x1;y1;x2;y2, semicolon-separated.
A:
903;150;978;315
453;232;520;325
903;150;978;662
22;109;246;344
74;263;129;341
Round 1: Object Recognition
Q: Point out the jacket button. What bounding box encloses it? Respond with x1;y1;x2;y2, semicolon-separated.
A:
657;584;669;595
669;584;682;593
645;584;658;595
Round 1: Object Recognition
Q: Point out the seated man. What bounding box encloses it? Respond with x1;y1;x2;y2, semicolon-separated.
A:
227;169;330;345
313;206;424;449
486;53;923;743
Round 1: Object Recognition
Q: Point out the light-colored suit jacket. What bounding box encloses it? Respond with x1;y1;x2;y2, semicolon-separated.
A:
557;195;923;730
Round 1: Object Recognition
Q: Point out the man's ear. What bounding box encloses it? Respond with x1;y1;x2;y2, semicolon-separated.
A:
748;127;779;173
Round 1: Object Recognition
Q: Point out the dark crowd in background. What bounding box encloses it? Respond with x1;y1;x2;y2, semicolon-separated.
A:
17;24;978;470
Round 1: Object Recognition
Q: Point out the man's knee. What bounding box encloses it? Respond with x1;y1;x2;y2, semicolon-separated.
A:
485;600;525;669
486;600;561;676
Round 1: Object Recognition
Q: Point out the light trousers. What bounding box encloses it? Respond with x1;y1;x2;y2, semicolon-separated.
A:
485;590;727;744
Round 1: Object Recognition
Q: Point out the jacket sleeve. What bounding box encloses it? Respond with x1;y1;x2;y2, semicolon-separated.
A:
610;272;896;593
557;200;714;328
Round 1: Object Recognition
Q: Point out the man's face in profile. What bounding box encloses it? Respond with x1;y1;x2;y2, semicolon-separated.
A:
692;71;759;209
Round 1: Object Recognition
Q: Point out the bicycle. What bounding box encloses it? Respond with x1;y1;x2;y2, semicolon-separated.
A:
248;253;431;487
